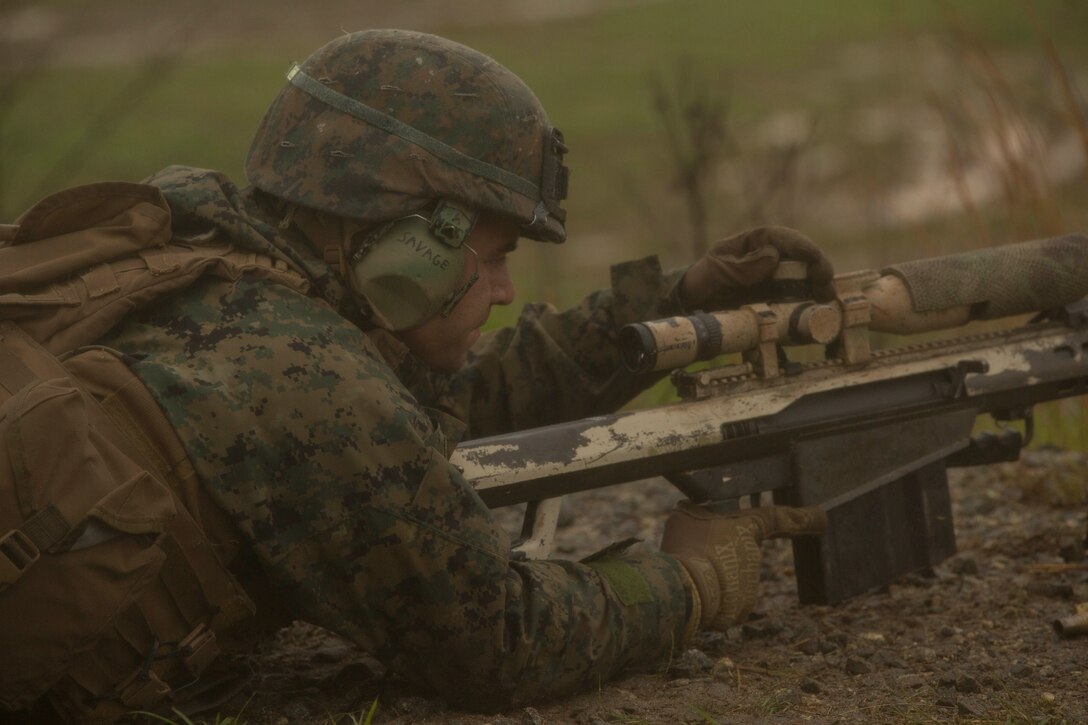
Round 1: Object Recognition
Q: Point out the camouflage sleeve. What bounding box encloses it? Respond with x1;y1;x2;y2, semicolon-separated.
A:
99;277;691;709
412;255;688;437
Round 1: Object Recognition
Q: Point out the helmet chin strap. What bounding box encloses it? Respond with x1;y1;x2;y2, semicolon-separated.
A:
439;244;479;317
286;205;359;280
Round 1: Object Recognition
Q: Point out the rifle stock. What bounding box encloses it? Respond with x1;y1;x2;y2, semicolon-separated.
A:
452;236;1088;604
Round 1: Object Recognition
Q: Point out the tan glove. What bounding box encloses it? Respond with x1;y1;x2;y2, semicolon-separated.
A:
680;226;836;310
661;501;827;631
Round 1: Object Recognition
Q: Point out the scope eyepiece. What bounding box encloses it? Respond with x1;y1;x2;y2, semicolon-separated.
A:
619;311;724;373
618;324;657;373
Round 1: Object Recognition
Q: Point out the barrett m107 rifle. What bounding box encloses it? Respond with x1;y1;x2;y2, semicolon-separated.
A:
452;235;1088;605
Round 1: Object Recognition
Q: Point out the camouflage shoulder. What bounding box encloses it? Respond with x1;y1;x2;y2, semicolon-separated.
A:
143;165;242;207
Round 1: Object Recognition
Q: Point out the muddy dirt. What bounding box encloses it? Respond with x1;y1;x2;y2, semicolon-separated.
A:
217;450;1088;724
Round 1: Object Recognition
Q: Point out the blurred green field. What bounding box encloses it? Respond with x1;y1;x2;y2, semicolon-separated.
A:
3;0;1087;448
6;1;1087;230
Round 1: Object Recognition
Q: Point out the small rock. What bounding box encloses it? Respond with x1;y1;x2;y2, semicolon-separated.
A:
827;632;849;648
521;707;544;725
873;651;907;669
955;675;983;694
897;673;926;688
937;674;957;688
1005;661;1031;679
741;622;781;639
1042;692;1056;703
799;678;820;694
845;657;873;675
670;648;715;678
911;647;937;664
668;678;692;688
939;625;957;638
949;556;980;576
935;696;956;708
957;699;982;717
859;631;886;643
311;639;353;663
696;630;727;655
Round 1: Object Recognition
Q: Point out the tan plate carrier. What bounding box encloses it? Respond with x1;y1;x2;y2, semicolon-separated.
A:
0;181;309;721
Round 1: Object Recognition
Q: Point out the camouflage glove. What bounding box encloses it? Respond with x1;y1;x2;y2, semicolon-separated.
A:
679;226;836;310
660;501;827;631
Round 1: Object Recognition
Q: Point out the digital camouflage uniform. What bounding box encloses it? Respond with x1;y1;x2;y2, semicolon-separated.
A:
99;166;692;709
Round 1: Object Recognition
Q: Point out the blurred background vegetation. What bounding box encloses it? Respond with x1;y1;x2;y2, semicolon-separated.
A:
3;0;1087;447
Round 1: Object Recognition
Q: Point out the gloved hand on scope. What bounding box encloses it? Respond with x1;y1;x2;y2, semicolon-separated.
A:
660;501;827;632
679;226;836;311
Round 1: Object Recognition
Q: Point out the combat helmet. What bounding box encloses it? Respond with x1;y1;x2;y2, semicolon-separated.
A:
246;29;569;243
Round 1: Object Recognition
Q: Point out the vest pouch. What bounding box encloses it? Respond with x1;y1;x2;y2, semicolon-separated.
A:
0;377;175;710
0;182;171;292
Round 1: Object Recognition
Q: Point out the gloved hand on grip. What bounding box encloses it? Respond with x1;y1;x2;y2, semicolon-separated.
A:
680;226;836;311
660;501;827;631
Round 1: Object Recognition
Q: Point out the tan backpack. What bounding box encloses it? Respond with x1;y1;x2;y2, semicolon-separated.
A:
0;182;309;721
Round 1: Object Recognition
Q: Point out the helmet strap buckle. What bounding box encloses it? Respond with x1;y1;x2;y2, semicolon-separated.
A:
322;245;346;277
429;201;476;248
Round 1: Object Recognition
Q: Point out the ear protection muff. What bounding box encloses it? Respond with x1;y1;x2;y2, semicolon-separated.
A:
347;201;479;331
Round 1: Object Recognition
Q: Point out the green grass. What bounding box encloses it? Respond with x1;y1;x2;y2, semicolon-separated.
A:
1;55;285;212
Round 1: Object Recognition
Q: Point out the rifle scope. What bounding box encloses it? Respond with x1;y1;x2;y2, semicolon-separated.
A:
620;235;1088;374
620;303;840;373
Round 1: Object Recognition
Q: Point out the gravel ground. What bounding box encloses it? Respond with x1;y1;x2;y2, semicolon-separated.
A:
219;449;1088;724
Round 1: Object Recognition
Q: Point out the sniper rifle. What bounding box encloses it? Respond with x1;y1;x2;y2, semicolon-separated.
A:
452;235;1088;604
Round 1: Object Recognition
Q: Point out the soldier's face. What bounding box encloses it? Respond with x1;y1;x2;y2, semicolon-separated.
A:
395;213;518;373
